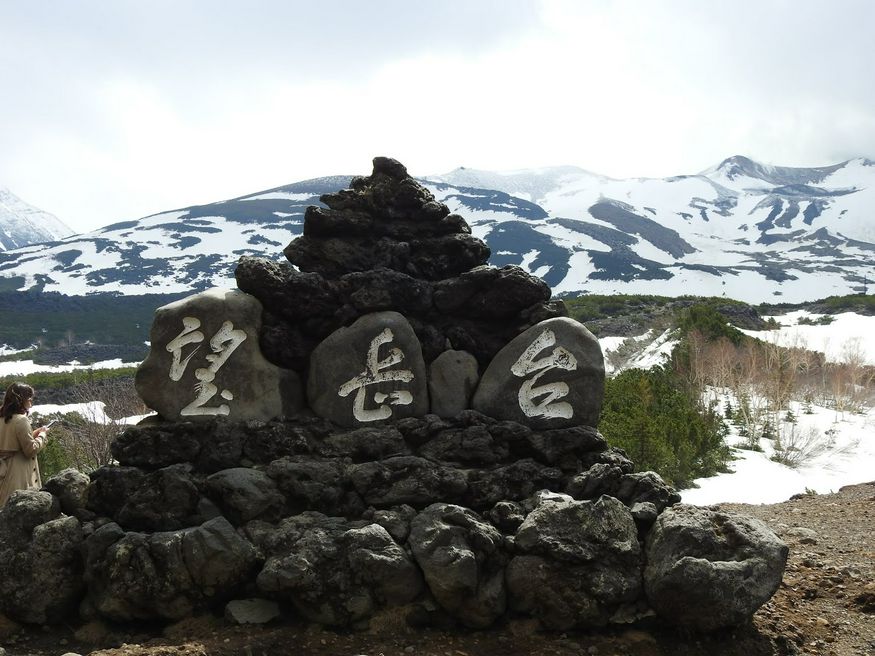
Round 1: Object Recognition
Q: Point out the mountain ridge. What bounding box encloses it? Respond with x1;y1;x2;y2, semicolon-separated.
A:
1;155;873;304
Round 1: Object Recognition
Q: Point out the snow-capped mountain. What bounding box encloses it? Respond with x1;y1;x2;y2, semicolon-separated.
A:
0;156;873;303
430;155;875;302
0;187;74;251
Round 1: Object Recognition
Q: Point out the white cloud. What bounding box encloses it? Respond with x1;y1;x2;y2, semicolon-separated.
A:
1;0;874;232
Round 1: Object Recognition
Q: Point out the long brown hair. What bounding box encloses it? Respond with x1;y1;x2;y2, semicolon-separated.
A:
1;382;34;423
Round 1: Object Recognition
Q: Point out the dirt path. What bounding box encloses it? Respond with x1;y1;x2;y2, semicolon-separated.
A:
1;482;873;656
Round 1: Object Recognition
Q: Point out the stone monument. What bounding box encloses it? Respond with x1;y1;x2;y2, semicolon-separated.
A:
0;157;787;635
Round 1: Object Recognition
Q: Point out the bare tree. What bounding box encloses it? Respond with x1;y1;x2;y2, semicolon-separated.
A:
48;371;145;473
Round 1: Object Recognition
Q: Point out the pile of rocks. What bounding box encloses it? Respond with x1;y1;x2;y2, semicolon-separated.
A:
0;158;788;635
235;156;564;372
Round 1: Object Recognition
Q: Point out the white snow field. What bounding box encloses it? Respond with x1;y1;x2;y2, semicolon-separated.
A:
598;311;875;504
684;311;875;503
31;400;148;426
739;310;875;366
682;396;874;505
0;357;139;378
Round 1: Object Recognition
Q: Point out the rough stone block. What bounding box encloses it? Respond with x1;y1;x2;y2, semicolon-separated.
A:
473;317;604;429
308;311;428;427
136;288;302;422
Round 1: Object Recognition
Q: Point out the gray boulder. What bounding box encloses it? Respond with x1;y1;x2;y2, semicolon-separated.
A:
524;425;608;469
644;504;788;631
205;468;285;525
428;350;480;418
308;311;428;427
506;496;642;629
348;456;467;507
472;317;604;429
465;459;563;509
0;491;84;624
566;466;681;514
418;425;508;466
116;464;203;531
42;468;91;519
368;504;417;543
486;500;526;534
83;517;258;621
409;503;507;628
0;489;59;536
341;268;434;315
86;466;147;518
319;426;409;461
135;287;302;422
253;513;422;626
110;423;203;468
432;265;551;320
266;456;348;515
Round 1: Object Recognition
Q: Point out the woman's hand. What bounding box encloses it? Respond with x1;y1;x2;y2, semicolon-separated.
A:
32;427;47;439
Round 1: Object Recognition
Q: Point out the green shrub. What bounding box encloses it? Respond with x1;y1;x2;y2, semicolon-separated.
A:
600;366;730;488
37;435;75;479
676;304;747;345
1;367;137;393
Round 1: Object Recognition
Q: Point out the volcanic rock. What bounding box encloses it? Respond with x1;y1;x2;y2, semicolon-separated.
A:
644;504;789;631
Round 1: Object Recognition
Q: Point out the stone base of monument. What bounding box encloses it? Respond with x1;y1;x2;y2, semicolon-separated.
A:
0;157;787;634
0;412;785;633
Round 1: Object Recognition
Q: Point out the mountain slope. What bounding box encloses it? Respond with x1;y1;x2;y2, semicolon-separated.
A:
430;156;875;302
0;187;75;250
0;157;873;303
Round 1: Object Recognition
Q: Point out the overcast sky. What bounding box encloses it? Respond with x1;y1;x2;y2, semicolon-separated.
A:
2;0;874;233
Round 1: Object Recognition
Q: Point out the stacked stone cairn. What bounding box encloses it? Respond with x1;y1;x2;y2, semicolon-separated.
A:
0;158;787;634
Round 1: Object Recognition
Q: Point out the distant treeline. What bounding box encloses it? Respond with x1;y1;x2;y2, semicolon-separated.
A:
0;290;187;349
2;287;871;350
564;291;875;335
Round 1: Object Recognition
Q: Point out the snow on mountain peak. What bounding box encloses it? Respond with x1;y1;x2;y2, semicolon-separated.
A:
2;157;874;304
0;187;75;251
427;165;606;203
701;155;852;188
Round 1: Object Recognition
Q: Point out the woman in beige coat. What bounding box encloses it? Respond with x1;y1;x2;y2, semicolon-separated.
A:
0;382;49;507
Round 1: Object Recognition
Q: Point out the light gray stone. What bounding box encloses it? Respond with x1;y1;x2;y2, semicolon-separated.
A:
506;496;642;629
42;468;91;518
472;317;604;429
135;287;302;422
254;514;422;627
644;504;788;631
0;499;84;625
786;526;818;543
83;517;259;621
630;501;659;526
371;505;417;543
224;598;281;625
409;503;507;628
308;311;428;427
344;524;424;606
205;468;285;525
428;349;479;418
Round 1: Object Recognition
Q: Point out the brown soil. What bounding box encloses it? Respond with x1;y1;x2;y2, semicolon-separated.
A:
1;482;873;656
